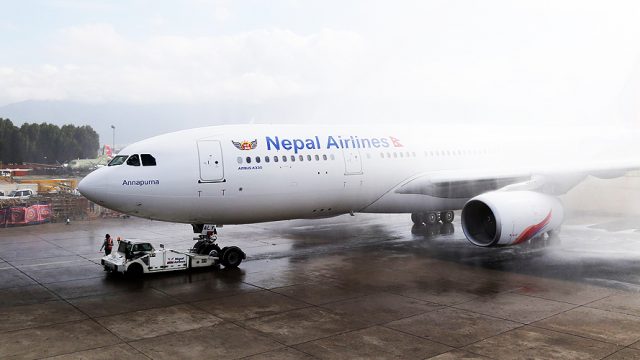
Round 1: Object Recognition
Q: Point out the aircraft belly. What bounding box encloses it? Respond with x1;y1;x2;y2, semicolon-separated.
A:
360;193;467;213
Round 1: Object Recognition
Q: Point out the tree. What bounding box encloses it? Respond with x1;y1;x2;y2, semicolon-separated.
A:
0;118;100;164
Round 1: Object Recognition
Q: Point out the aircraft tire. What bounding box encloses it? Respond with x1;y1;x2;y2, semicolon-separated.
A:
221;246;245;268
425;212;438;225
441;211;454;224
411;213;423;225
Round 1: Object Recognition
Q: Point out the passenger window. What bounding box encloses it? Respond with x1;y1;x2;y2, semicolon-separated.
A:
323;154;328;160
246;156;252;164
315;155;320;161
141;154;156;166
126;154;141;166
108;155;128;166
274;156;279;162
282;156;287;162
299;155;304;161
307;155;312;161
256;156;261;163
237;157;242;164
265;156;270;163
291;155;295;162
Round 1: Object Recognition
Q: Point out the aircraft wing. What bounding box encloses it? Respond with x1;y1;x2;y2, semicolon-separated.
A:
395;158;640;199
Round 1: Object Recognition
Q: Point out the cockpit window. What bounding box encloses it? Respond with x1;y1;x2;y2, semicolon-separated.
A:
108;155;128;166
141;154;156;166
126;154;141;166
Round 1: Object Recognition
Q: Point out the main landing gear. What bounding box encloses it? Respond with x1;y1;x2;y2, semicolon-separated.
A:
411;211;455;225
191;224;245;269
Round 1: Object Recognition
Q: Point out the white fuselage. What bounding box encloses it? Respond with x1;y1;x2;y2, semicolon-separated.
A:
78;124;634;225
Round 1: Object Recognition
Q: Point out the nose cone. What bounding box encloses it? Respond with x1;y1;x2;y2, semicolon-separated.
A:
78;169;107;203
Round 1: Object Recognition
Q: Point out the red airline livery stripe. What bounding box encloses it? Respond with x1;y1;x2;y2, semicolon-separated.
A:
513;210;552;245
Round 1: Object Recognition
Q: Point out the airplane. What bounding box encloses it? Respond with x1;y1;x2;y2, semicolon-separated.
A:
78;124;639;258
66;145;114;172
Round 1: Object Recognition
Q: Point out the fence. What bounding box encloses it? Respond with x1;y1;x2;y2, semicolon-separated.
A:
0;194;111;227
0;204;51;227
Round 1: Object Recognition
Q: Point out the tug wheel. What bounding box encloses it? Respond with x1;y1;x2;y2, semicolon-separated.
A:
221;246;245;268
126;263;143;278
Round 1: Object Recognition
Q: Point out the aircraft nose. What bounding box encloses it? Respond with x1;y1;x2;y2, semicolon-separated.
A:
78;170;107;204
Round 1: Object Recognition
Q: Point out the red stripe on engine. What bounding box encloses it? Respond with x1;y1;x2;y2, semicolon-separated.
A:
513;210;552;245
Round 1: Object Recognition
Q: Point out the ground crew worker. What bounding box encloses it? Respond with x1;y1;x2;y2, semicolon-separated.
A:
100;233;113;256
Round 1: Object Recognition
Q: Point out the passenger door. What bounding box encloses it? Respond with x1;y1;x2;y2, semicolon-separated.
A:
342;148;363;175
197;140;225;182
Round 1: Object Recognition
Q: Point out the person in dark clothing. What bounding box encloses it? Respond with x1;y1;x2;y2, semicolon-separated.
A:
100;234;114;256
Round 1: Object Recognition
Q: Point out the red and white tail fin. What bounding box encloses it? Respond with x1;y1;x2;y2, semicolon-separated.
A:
104;145;113;158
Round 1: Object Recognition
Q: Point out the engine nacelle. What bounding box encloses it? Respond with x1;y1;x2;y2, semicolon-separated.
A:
461;191;563;247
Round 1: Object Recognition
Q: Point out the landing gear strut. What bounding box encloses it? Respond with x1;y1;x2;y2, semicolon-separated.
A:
410;211;455;225
191;224;245;269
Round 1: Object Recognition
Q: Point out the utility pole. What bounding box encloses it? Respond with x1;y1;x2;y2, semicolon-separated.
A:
111;125;116;152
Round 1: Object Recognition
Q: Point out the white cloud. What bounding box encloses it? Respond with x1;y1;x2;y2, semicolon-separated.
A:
2;1;640;126
0;24;364;104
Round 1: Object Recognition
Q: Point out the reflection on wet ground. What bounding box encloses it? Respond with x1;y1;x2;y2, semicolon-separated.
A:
1;212;640;359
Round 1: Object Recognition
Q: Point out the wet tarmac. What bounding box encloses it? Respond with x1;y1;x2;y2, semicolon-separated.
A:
1;212;640;359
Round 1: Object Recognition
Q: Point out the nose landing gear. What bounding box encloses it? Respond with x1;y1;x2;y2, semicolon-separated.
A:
191;224;246;269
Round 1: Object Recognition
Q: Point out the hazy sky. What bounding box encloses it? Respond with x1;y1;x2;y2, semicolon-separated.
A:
2;1;640;142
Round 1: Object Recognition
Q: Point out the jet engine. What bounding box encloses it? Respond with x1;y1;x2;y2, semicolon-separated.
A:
461;191;563;247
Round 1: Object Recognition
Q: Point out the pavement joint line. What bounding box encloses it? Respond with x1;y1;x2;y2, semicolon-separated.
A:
0;316;93;335
362;322;461;353
580;303;640;320
502;286;615;307
89;300;198;320
12;259;99;268
236;345;320;359
287;325;454;360
0;253;80;263
38;342;153;360
66;285;175;302
456;346;501;360
219;318;293;351
605;346;640;360
260;318;375;349
526;320;634;347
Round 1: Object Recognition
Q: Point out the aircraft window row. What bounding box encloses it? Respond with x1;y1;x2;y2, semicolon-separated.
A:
237;154;335;165
108;154;157;167
369;149;490;159
378;151;418;159
422;149;489;157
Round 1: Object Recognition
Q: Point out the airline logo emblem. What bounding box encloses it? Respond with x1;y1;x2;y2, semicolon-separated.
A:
232;139;258;150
